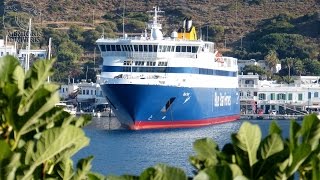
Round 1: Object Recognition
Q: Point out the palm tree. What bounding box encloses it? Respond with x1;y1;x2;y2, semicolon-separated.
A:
284;57;294;78
265;50;279;73
293;59;305;76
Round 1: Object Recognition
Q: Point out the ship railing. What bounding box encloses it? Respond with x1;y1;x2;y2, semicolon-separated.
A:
240;96;255;100
174;52;197;58
114;74;166;80
239;84;256;88
132;52;157;59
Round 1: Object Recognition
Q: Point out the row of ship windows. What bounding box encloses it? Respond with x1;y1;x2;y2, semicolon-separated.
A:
120;67;236;76
123;61;168;66
60;88;103;96
99;44;199;53
241;92;317;101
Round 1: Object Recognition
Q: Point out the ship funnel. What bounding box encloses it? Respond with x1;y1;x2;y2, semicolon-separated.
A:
186;18;192;31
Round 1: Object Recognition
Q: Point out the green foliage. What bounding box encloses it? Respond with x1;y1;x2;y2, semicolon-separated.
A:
57;40;83;62
126;19;146;33
241;64;267;76
82;29;101;50
187;115;320;179
210;25;224;42
41;28;69;48
127;12;149;22
108;164;187;180
265;49;279;72
242;13;319;61
0;56;100;179
303;59;320;76
68;25;85;44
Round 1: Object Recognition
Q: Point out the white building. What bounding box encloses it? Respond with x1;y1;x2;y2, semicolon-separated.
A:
239;74;320;115
238;59;281;73
0;39;17;57
18;49;47;67
59;76;107;111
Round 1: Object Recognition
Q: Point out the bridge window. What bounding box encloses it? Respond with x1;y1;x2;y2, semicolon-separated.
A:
134;45;139;51
181;46;186;52
116;45;121;51
106;45;111;51
143;45;148;52
176;46;181;52
192;46;198;53
100;45;106;51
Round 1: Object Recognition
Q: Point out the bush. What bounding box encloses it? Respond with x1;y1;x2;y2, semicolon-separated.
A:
0;56;100;179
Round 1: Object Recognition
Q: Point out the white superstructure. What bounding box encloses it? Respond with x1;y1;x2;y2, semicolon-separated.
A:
96;7;238;89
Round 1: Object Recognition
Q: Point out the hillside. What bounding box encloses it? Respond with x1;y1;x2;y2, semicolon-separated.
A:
2;0;319;48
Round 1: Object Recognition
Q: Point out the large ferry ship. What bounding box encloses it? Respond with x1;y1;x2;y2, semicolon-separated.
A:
96;7;240;130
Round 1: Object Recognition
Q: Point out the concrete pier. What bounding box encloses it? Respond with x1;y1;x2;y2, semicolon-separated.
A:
240;114;304;120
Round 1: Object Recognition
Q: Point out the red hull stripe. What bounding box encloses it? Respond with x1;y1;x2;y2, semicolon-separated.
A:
130;115;240;130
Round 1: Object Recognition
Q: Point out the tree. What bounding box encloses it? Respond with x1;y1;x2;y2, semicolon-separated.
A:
256;33;316;59
241;64;267;76
265;50;279;73
68;25;85;44
303;58;320;75
57;40;84;63
202;25;225;42
283;57;294;78
82;29;101;50
293;59;305;76
41;28;69;49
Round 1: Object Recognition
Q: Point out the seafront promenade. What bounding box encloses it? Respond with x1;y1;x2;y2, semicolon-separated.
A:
240;114;304;120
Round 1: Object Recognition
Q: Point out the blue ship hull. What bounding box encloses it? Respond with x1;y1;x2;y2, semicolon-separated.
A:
101;84;240;130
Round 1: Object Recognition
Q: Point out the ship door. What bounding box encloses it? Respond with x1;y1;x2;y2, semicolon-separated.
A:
161;97;176;113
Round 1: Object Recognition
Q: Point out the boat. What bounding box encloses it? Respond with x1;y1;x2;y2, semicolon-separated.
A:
96;7;240;130
93;103;115;118
55;102;77;116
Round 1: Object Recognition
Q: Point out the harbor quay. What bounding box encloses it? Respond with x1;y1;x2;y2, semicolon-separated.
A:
240;114;304;121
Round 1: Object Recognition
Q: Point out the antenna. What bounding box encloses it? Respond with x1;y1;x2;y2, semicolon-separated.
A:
101;28;105;38
25;18;32;72
47;37;52;82
48;37;52;60
122;0;125;38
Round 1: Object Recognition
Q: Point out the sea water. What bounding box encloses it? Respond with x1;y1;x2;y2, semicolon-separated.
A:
73;117;294;176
